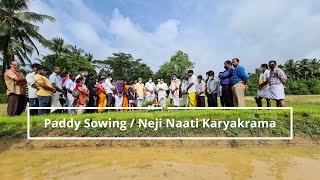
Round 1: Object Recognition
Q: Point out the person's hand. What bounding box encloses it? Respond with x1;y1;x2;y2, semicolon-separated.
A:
245;85;248;90
52;88;56;93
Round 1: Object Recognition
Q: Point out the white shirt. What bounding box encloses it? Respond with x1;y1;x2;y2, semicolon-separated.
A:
145;81;156;94
104;78;114;94
26;72;37;98
170;79;181;95
188;75;197;93
65;79;76;99
156;83;168;100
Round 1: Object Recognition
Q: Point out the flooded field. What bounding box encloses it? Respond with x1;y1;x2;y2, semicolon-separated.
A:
0;145;319;180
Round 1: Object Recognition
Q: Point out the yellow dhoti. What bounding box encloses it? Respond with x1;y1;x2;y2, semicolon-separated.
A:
188;92;197;107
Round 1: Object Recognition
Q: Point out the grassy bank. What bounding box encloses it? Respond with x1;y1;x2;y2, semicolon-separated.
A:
0;95;319;141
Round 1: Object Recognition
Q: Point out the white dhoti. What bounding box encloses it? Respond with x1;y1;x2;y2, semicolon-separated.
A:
257;86;269;99
145;93;155;102
67;94;75;114
158;97;167;108
51;93;62;113
172;94;180;107
137;96;144;107
115;95;123;109
268;84;285;100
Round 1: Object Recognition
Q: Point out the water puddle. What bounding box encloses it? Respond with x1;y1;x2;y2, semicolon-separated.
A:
0;146;319;179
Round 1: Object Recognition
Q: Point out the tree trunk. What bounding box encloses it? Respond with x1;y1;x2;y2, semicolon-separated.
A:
2;35;10;76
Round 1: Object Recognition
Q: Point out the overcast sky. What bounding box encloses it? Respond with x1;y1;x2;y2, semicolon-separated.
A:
29;0;320;75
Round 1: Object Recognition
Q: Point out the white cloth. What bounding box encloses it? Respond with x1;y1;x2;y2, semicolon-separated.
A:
115;94;123;108
51;93;62;112
170;79;181;96
145;82;156;101
156;83;168;101
26;72;37;98
268;84;285;100
257;86;270;98
172;94;180;107
188;75;197;93
65;79;76;114
136;97;144;107
104;78;114;94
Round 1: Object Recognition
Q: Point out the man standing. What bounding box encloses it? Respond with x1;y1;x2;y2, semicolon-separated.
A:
104;74;115;107
196;75;206;107
230;58;249;107
49;66;64;113
115;78;125;109
64;74;76;114
187;70;197;107
135;77;145;107
85;74;96;113
181;76;189;107
268;60;287;107
218;60;234;107
156;79;168;108
4;60;27;116
206;71;220;107
34;66;56;115
256;64;271;107
26;63;40;115
169;73;181;107
145;77;156;102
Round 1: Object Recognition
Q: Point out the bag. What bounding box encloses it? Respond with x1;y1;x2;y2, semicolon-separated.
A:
72;88;80;98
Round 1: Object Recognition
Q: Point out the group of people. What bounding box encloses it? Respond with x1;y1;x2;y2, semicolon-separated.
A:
3;58;287;116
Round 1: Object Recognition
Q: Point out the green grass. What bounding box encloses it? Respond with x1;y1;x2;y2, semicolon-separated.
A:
0;95;319;139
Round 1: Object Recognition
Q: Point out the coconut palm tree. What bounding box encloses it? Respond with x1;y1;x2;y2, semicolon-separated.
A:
0;0;55;74
284;59;299;80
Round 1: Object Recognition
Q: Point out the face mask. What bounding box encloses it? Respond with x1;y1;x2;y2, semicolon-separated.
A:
81;72;85;76
109;77;112;81
209;76;213;79
41;71;46;76
270;64;275;69
160;81;164;84
173;77;176;80
139;81;142;83
149;80;152;82
260;68;263;72
224;66;228;70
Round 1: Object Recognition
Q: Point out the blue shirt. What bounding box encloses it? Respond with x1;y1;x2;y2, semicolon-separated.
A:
49;73;62;95
218;67;234;86
230;65;248;85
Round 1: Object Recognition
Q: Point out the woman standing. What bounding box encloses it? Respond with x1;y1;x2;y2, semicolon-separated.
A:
75;77;89;114
96;77;107;113
122;80;129;111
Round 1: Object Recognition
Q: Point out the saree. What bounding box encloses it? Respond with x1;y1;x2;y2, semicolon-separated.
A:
76;84;89;114
122;85;129;111
96;83;107;113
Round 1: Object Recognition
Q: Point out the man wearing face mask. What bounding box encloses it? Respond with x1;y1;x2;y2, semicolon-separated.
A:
206;71;220;107
255;64;271;107
218;60;234;107
105;74;115;108
230;58;248;107
4;60;27;116
187;70;197;107
196;75;206;107
34;65;56;115
156;79;168;108
135;77;145;107
145;77;156;102
26;63;40;115
169;73;181;107
267;60;287;107
49;66;64;113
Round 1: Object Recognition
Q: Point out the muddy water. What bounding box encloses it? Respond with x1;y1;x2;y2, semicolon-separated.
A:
0;146;319;180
